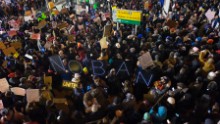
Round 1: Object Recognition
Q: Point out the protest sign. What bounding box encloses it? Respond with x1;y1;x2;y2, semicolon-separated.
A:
10;87;26;96
62;80;78;89
26;89;40;103
2;61;7;68
37;20;47;29
205;9;216;23
10;42;22;49
57;22;68;30
8;20;19;30
53;98;68;104
48;1;55;10
103;24;112;37
138;52;154;69
162;0;170;17
49;55;66;73
3;47;17;56
0;42;6;50
75;5;89;15
24;16;33;22
30;33;41;40
0;78;9;93
113;9;142;25
25;10;32;16
7;30;17;37
99;37;108;49
0;100;4;110
44;75;52;90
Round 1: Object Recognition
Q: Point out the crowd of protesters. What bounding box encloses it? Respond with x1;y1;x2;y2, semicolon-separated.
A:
0;0;219;124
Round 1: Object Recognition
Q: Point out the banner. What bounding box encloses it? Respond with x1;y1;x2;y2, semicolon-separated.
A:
62;80;78;89
112;9;142;25
162;0;170;17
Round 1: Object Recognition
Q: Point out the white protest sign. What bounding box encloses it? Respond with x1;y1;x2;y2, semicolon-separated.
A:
24;16;33;22
162;0;170;17
205;9;216;23
0;78;9;93
10;87;26;96
138;52;154;69
26;89;40;103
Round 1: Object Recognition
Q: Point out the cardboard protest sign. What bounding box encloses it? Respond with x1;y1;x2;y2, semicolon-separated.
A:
3;47;17;56
138;52;154;69
37;20;47;29
205;9;216;23
0;78;9;93
48;1;55;10
10;42;22;49
103;24;112;37
99;37;108;49
44;75;52;90
0;100;4;110
26;89;40;103
10;87;26;96
30;33;41;40
2;61;7;68
53;98;68;104
7;30;17;37
0;42;6;50
162;0;170;17
49;55;66;73
62;80;78;89
52;10;59;15
57;22;68;29
25;10;32;16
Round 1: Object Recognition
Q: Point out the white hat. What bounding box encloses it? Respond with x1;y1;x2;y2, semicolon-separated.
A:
207;71;216;80
167;97;175;105
71;73;81;83
115;43;121;48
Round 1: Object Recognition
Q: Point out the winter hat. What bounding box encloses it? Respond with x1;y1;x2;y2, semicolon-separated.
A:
207;71;216;80
143;112;151;121
138;34;143;39
167;97;175;105
71;73;81;83
115;43;121;48
195;37;202;42
207;39;214;44
157;106;167;119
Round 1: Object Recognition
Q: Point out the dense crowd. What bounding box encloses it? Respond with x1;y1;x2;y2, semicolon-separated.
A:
0;0;219;124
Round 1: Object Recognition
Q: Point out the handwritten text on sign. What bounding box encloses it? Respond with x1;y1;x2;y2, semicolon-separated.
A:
62;80;78;89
